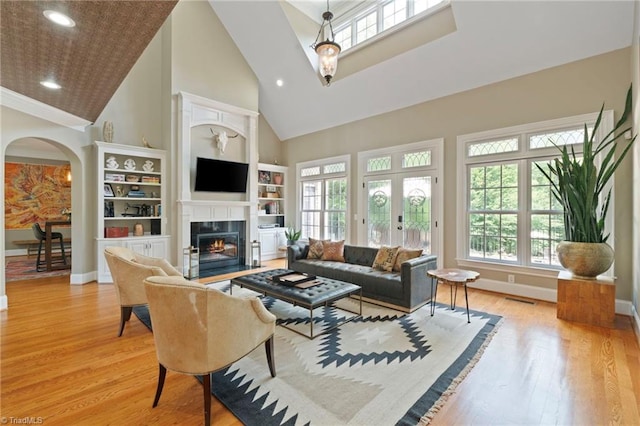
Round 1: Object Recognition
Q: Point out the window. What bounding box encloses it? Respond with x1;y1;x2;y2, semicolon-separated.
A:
457;111;613;273
298;156;349;241
333;0;447;53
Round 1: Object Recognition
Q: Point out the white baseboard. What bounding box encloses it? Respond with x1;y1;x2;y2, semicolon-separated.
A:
70;271;96;285
632;304;640;346
5;249;28;257
467;278;633;316
0;294;7;311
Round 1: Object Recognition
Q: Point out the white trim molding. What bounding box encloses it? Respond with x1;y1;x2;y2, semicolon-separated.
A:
456;110;615;276
176;92;259;271
469;278;634;316
0;87;92;131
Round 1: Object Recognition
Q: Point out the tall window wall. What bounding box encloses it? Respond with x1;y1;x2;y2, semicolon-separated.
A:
457;111;613;275
297;156;350;241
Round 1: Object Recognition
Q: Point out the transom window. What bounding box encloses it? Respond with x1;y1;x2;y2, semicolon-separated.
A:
457;111;613;273
333;0;447;53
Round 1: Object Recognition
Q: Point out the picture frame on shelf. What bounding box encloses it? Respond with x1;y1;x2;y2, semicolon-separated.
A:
259;171;271;184
104;183;115;197
266;185;277;193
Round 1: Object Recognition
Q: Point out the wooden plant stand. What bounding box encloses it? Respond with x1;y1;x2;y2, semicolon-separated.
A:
556;271;615;328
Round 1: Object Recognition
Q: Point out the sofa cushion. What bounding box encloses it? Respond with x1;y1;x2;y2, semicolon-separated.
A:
392;248;424;272
343;245;378;266
322;240;345;262
291;259;403;299
372;246;400;272
307;238;327;259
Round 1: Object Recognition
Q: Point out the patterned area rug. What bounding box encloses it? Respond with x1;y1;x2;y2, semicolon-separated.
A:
134;280;502;425
5;256;71;282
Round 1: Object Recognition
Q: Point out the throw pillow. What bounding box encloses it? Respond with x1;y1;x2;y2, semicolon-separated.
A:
321;240;345;262
306;238;327;259
392;248;423;272
372;246;400;272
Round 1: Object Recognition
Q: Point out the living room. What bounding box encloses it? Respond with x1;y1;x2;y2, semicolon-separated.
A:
1;0;639;424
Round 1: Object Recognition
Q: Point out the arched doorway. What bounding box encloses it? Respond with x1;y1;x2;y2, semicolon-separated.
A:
3;137;78;284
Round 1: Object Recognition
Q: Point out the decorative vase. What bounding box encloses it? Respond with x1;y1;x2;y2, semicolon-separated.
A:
556;241;614;279
103;121;114;143
273;174;283;185
133;222;144;237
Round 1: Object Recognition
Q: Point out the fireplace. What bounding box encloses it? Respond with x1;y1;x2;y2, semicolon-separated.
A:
191;220;247;276
198;232;239;268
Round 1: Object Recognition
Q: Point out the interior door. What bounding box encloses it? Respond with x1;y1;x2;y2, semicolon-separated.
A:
364;171;436;253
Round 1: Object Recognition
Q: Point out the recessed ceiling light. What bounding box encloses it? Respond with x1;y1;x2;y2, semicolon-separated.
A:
40;80;61;90
276;79;284;87
43;10;76;28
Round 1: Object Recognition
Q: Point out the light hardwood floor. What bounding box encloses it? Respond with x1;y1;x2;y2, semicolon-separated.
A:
2;259;639;425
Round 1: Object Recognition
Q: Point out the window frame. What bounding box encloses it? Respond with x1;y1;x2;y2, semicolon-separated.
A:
357;138;444;267
296;155;350;242
456;111;615;278
332;0;449;54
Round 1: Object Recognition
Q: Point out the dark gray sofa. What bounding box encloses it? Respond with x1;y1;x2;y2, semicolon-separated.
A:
287;243;437;312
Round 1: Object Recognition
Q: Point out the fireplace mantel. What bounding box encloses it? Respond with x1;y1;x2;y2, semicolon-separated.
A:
176;92;259;271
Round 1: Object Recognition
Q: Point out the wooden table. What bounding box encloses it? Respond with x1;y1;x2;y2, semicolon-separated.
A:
45;220;71;271
427;268;479;323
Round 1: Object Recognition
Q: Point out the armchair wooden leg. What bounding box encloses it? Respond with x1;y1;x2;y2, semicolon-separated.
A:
118;306;133;337
203;373;211;426
265;335;276;377
152;364;167;408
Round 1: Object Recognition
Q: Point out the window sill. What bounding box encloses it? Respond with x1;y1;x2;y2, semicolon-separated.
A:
455;258;563;279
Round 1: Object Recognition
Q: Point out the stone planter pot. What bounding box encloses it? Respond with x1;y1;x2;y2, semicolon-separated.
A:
556;241;614;279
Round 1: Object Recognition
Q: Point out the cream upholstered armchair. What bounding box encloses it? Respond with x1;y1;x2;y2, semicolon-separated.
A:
143;275;276;426
104;246;183;336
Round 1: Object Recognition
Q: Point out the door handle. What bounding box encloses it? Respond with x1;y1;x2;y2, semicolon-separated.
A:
397;226;403;230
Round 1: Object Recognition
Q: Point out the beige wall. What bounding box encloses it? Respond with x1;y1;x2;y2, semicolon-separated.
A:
94;29;164;149
258;115;283;165
169;1;258;112
632;4;640;331
284;48;634;301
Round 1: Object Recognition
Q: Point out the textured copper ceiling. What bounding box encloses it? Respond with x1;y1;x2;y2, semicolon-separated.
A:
0;0;178;122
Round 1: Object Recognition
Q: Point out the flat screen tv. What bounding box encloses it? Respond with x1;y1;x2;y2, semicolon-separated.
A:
194;157;249;193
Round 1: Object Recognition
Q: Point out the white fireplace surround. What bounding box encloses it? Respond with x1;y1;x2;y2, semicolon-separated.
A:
176;92;259;271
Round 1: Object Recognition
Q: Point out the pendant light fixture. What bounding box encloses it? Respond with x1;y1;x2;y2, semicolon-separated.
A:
311;0;341;86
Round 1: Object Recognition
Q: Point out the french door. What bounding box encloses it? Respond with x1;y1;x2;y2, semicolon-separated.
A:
364;171;437;254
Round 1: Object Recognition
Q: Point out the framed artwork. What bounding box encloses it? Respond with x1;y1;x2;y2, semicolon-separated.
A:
104;183;115;197
4;162;71;229
259;171;271;184
266;185;277;193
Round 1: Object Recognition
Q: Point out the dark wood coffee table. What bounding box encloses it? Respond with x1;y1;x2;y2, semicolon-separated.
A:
230;269;362;339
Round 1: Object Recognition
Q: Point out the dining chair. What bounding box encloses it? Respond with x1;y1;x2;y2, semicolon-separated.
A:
32;223;67;272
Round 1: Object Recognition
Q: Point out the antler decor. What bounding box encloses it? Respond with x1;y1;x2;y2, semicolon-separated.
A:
210;128;239;155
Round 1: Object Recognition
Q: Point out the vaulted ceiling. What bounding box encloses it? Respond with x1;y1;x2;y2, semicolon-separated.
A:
0;1;636;141
0;0;177;122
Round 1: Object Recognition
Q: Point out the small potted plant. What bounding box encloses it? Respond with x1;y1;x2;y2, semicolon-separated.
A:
536;85;636;278
284;226;301;246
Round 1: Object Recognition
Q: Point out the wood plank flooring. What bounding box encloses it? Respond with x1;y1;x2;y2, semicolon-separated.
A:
2;260;639;425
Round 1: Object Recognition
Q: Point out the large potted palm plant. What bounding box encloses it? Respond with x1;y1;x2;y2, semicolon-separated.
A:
537;85;636;278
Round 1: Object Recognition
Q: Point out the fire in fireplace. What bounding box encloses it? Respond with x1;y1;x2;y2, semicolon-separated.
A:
191;221;247;277
198;232;239;268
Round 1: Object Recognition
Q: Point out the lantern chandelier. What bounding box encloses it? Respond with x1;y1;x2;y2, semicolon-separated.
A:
311;0;341;86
